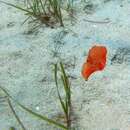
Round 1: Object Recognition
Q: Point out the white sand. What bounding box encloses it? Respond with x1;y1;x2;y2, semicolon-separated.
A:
0;0;130;130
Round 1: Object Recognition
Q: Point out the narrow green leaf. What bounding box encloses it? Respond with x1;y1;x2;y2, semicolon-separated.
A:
18;103;67;130
0;87;67;130
60;62;67;82
0;1;34;15
9;127;16;130
54;64;67;115
39;0;46;14
60;62;71;109
61;75;68;93
7;99;26;130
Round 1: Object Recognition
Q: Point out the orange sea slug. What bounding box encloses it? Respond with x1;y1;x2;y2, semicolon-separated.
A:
82;45;107;80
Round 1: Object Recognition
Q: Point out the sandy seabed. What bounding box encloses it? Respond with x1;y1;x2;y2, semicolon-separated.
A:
0;0;130;130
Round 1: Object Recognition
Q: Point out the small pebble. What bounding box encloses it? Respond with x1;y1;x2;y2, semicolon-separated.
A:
36;106;40;111
93;24;97;28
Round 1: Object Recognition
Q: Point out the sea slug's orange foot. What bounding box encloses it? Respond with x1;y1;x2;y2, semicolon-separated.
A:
81;45;107;80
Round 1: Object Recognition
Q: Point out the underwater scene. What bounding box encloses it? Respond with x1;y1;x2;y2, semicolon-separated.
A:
0;0;130;130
